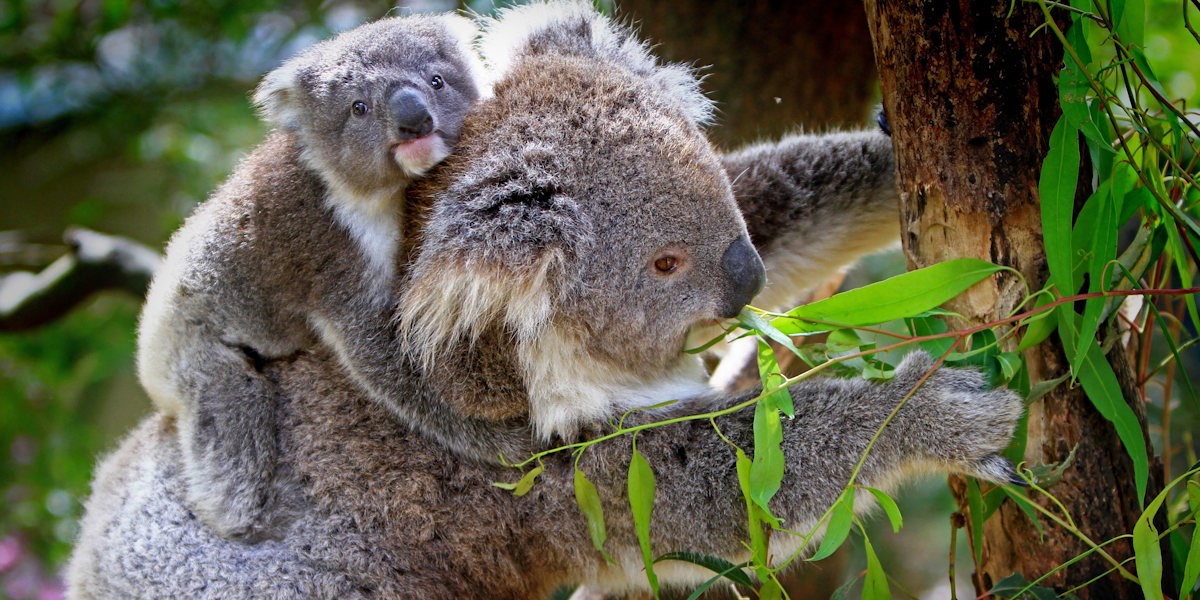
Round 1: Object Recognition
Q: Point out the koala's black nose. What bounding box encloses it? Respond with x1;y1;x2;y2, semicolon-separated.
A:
718;235;766;319
389;88;434;140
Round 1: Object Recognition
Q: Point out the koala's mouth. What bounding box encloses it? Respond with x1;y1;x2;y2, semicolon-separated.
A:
390;133;450;177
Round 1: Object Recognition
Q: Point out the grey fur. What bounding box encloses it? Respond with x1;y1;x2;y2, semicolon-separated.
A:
71;2;1022;597
135;13;490;541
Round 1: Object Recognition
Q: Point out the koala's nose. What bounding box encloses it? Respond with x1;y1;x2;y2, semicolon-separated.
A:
718;235;766;319
389;88;434;140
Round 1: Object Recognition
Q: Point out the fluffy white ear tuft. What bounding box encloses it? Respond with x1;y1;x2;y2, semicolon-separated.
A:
252;59;305;131
436;13;494;100
397;254;560;375
478;0;713;126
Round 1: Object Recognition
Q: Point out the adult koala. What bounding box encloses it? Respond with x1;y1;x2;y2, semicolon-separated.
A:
67;2;1022;598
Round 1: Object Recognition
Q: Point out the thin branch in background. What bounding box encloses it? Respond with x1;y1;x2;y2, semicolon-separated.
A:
1186;0;1200;47
0;228;161;332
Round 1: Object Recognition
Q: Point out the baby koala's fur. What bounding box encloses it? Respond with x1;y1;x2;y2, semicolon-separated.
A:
135;13;490;540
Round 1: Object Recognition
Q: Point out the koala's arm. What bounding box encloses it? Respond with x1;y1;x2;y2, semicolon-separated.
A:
723;130;900;310
571;353;1021;583
309;287;533;464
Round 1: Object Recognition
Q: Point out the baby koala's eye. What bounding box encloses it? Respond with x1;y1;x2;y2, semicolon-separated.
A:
351;101;368;117
430;75;444;90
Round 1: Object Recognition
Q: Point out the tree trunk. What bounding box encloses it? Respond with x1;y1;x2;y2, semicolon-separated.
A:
864;2;1163;597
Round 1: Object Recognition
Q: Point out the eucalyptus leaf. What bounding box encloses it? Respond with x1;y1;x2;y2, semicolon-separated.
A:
628;449;659;596
1058;310;1149;503
864;487;903;533
493;463;544;497
655;552;753;589
809;490;853;561
1040;115;1082;298
773;258;1003;335
989;572;1062;600
573;469;613;564
749;394;785;515
862;535;891;600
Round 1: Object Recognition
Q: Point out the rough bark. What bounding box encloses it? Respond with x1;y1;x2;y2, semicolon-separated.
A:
616;0;878;148
863;2;1163;597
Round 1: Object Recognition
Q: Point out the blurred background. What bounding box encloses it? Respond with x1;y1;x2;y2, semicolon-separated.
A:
0;1;1195;598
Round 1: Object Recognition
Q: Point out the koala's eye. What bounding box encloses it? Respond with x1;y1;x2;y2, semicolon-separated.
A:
351;101;368;117
430;75;444;90
653;255;680;274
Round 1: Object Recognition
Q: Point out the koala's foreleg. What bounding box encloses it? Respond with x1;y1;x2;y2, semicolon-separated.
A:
171;332;283;542
575;354;1021;589
723;130;900;311
308;289;534;464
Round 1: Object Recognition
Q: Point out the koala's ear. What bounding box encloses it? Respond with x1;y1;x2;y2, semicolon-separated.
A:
436;14;494;99
252;59;305;131
478;0;713;126
398;165;590;371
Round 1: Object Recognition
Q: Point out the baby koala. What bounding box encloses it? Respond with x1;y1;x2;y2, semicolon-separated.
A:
136;13;486;541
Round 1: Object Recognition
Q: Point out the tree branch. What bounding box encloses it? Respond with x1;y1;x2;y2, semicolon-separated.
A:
0;228;161;331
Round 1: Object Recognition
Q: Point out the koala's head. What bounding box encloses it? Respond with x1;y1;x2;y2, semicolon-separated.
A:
253;14;487;197
401;2;765;439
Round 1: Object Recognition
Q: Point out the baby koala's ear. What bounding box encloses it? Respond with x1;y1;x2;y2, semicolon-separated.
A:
252;59;305;131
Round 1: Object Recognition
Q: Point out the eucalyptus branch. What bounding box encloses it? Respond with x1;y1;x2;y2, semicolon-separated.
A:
1033;0;1200;240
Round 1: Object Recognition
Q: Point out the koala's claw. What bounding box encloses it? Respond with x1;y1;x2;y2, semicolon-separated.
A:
876;109;892;136
971;453;1028;487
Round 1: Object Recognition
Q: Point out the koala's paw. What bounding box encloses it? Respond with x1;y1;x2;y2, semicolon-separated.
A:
894;352;1025;485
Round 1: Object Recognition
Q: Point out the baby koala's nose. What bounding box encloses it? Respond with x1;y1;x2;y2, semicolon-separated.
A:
390;88;434;140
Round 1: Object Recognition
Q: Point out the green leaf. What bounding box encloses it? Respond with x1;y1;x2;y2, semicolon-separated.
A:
966;478;986;565
864;487;903;533
773;258;1003;335
907;315;955;357
830;573;862;600
735;449;767;567
993;351;1022;384
1017;295;1057;352
1040;115;1082;298
1057;310;1149;503
1115;0;1145;47
1134;486;1168;600
1026;443;1078;488
862;534;891;600
494;463;544;496
573;469;613;564
740;308;804;359
827;328;865;351
809;490;854;561
1165;221;1200;337
655;552;753;589
758;578;784;600
989;572;1061;600
749;389;786;514
1182;481;1200;599
628;449;659;596
1071;185;1118;370
757;341;795;417
1059;18;1107;146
